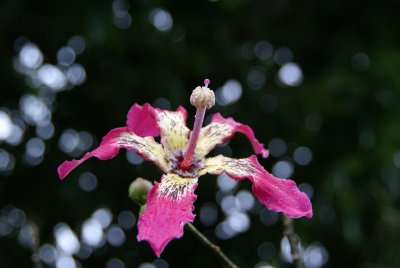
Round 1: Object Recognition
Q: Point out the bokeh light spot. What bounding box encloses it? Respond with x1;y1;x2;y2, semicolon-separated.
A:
254;41;273;60
106;225;125;246
117;210;136;230
26;137;45;158
227;212;250;233
153;98;171;110
272;160;294;179
260;209;279;226
217;173;238;192
303;243;329;268
153;258;169;268
20;95;51;126
247;67;266;90
221;195;239;214
36;122;55;140
92;208;113;229
19;42;43;69
149;8;173;32
59;129;80;153
236;190;255;211
0;149;15;172
106;258;125;268
66;64;86;86
81;218;103;247
79;172;98;192
298;183;314;199
37;64;67;91
216;79;243;106
268;138;287;157
54;223;80;255
215;221;236;240
126;150;144;165
293;146;313;166
55;256;77;268
200;203;218;227
57;47;76;67
0;111;13;141
113;14;132;29
39;244;58;264
258;242;277;260
67;36;86;54
278;63;303;87
274;47;293;65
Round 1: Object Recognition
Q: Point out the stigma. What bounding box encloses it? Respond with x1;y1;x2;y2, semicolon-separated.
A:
180;79;215;170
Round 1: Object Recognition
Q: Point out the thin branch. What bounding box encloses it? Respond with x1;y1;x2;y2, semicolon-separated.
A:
29;222;44;268
185;223;239;268
282;216;303;268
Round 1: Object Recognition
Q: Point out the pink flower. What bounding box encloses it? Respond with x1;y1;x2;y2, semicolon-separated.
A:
58;80;312;257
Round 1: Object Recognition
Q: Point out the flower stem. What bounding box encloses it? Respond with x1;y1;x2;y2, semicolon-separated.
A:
282;216;303;268
185;223;239;268
180;107;206;169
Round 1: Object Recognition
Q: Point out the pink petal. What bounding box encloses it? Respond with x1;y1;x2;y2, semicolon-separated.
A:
157;106;190;155
202;155;312;218
176;105;188;121
137;174;198;257
126;103;160;137
57;127;168;180
196;113;268;158
126;103;190;154
212;113;268;158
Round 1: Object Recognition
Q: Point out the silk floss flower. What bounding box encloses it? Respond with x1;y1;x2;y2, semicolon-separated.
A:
58;79;313;257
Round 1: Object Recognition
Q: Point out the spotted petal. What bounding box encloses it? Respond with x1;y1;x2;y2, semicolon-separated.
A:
157;107;190;155
57;127;169;179
126;103;189;156
201;155;312;218
137;173;198;257
196;113;268;158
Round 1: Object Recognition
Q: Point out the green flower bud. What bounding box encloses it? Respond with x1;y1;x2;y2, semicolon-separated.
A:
139;204;147;215
128;177;153;206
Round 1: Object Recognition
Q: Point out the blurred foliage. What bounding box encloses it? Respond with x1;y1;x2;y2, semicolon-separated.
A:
1;0;400;267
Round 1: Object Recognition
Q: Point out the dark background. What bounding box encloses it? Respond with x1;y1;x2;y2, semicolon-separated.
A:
1;0;400;267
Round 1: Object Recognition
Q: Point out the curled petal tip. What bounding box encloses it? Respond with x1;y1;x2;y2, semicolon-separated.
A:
210;113;268;158
57;159;81;180
203;155;312;219
305;209;313;219
261;149;269;158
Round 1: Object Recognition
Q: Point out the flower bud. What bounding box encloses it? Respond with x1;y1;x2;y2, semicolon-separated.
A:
128;177;153;206
190;80;215;109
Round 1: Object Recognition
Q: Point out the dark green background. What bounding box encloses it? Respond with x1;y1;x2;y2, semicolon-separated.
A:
1;0;399;267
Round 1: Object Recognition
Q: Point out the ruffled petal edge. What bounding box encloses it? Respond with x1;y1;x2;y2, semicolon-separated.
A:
57;127;169;179
137;174;198;256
